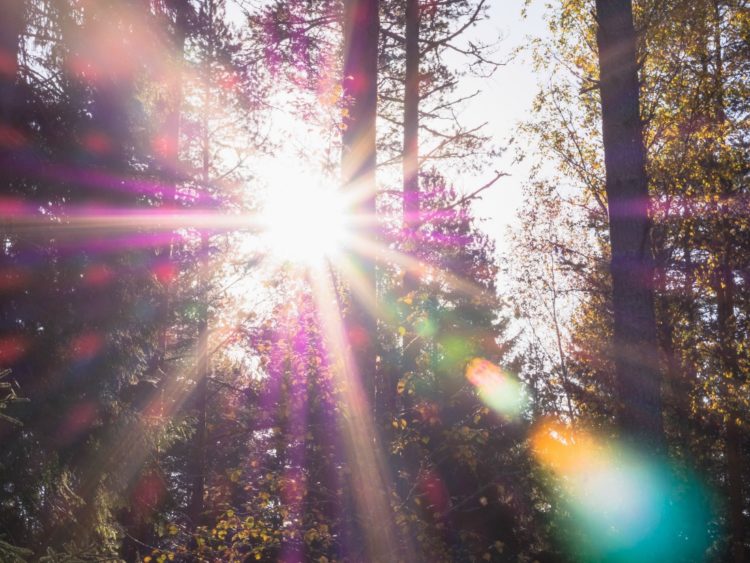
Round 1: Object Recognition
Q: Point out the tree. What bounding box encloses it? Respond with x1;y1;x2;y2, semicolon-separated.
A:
594;0;663;449
341;0;380;393
518;0;749;557
400;0;420;384
0;0;24;139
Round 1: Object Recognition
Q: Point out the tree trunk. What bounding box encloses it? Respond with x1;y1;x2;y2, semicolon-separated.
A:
342;0;379;398
154;0;189;377
0;0;23;130
188;232;209;526
340;2;405;559
726;413;745;563
0;0;24;299
716;242;744;563
594;0;664;450
0;0;24;197
401;0;420;381
189;14;215;521
162;1;189;179
708;3;746;557
403;0;419;247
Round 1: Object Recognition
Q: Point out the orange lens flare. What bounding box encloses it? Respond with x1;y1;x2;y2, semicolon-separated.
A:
532;420;712;560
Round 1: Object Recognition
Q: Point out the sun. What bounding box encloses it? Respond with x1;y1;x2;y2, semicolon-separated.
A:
261;168;350;265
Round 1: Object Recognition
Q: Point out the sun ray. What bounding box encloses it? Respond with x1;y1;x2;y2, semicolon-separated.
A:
346;233;498;305
307;261;413;561
0;203;263;235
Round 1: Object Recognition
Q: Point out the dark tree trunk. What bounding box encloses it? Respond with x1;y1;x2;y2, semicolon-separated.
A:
714;111;745;563
403;0;419;242
594;0;664;450
392;0;424;525
726;412;745;563
716;243;744;563
189;23;215;521
189;127;212;527
342;0;379;397
154;0;189;379
0;0;24;313
708;3;746;556
340;2;405;559
187;231;210;527
162;1;190;178
0;0;23;124
722;200;747;556
0;0;25;185
401;0;420;380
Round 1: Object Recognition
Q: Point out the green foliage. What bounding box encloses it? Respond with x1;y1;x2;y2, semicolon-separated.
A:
513;0;749;558
2;0;747;561
0;538;33;563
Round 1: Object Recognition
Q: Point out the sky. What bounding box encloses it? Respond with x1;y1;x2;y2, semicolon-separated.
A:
227;0;553;254
460;0;551;252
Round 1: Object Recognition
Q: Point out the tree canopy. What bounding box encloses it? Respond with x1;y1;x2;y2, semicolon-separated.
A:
0;0;748;561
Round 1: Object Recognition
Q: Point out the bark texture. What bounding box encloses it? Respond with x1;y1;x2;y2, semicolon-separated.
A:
342;0;380;396
0;0;24;183
401;0;420;378
0;0;23;127
594;0;664;449
340;2;405;559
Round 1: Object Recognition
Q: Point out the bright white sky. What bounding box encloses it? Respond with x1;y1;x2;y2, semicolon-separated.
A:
460;0;550;252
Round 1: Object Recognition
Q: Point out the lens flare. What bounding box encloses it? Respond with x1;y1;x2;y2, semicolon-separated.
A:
532;420;713;562
465;358;525;419
0;335;29;364
70;332;104;362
